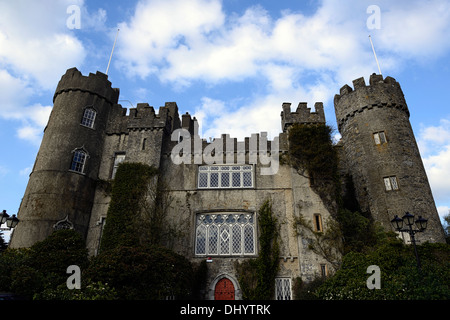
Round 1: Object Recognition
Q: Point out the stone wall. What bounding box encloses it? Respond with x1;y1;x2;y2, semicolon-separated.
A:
334;74;445;243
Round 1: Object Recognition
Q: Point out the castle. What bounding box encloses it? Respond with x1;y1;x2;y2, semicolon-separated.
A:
9;68;446;300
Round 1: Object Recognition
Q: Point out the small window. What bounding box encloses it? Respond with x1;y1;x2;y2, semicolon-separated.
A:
384;176;399;191
373;131;387;145
275;278;292;300
313;214;323;232
111;154;126;179
70;149;87;173
81;107;96;128
320;264;328;278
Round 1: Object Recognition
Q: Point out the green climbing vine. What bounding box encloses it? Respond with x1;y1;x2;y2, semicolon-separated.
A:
288;123;341;215
99;162;158;252
236;199;279;300
293;214;343;270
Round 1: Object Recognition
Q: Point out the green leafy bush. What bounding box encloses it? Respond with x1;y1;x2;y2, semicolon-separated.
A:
0;229;89;299
315;240;450;300
85;245;194;300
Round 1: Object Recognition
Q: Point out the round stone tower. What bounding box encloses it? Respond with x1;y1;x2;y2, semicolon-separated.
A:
10;68;119;248
334;73;445;243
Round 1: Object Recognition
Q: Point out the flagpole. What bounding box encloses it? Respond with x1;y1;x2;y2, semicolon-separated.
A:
369;35;382;75
106;28;120;75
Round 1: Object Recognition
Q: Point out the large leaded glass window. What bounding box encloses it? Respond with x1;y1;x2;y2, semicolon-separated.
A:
195;213;256;256
198;165;254;189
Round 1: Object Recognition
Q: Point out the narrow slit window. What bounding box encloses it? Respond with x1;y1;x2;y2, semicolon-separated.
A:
320;264;328;278
314;214;323;232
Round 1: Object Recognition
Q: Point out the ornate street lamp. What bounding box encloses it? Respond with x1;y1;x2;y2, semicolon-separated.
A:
0;210;20;230
390;212;428;271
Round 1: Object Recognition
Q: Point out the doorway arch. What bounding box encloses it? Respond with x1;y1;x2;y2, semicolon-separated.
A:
209;274;241;300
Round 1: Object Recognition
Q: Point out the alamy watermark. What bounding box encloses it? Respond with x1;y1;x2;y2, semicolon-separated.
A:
66;5;81;30
366;265;381;289
367;5;381;30
170;122;280;175
66;265;81;289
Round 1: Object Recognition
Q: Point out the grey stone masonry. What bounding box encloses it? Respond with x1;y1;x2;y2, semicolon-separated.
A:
334;73;445;243
281;102;325;132
9;68;446;300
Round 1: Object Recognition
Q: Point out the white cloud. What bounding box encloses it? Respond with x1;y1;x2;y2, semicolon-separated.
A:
0;0;87;89
376;0;450;59
0;0;101;143
0;69;52;144
116;0;225;79
19;166;32;177
418;119;450;207
418;119;450;151
116;0;450;86
422;144;450;205
17;126;42;145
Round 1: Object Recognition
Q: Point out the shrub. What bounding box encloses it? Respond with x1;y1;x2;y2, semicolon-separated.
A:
85;245;194;300
315;240;450;300
0;229;89;299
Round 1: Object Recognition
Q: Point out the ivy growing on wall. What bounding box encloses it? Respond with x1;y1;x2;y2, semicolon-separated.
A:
288;123;401;271
293;214;343;270
99;162;158;252
288;123;341;215
236;199;279;300
93;162;195;299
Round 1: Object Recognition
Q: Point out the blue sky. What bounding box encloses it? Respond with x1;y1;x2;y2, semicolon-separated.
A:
0;0;449;240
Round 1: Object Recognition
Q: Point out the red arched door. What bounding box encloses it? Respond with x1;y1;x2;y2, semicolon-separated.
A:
214;278;235;300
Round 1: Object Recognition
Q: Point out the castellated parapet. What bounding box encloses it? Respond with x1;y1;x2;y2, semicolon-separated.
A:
281;102;325;132
54;67;120;105
334;73;408;131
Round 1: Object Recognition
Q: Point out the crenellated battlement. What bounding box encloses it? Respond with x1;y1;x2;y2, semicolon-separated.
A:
280;101;325;132
334;73;402;103
106;101;182;134
334;73;409;130
53;67;119;105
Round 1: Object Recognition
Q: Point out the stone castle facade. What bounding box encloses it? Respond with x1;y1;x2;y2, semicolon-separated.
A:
9;68;445;300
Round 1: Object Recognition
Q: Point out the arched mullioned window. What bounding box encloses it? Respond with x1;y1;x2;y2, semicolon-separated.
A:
70;148;88;173
195;213;255;256
81;107;97;128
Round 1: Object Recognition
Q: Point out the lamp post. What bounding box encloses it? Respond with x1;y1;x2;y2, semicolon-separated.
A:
390;212;428;271
0;210;20;231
